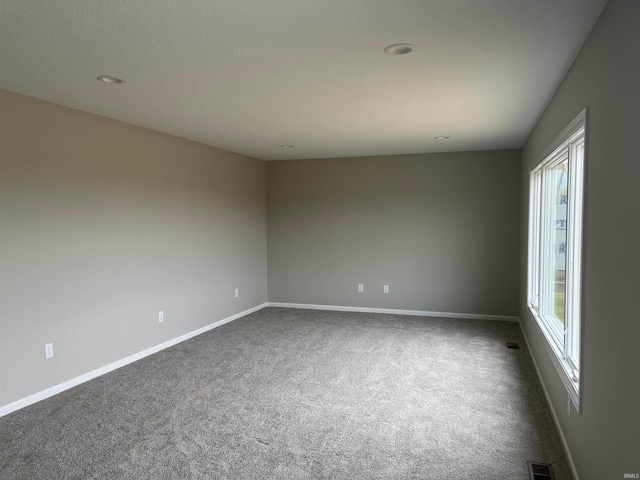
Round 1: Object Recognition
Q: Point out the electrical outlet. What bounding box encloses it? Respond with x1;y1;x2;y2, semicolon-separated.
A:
358;284;364;293
159;311;164;323
45;343;54;359
383;285;389;293
235;288;239;298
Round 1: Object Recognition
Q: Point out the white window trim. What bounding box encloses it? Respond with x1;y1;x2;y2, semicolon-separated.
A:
527;109;587;414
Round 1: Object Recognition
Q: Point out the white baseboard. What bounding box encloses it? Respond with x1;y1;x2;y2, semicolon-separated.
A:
518;319;580;480
0;303;268;418
1;301;516;418
267;302;519;322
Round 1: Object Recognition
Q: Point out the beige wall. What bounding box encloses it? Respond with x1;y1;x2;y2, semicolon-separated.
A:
0;90;268;408
519;0;640;477
268;151;520;316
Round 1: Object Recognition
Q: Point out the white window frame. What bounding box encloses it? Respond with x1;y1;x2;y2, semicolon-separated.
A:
527;109;587;413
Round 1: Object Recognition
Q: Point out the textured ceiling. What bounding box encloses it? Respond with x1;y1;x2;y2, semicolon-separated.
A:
0;0;608;160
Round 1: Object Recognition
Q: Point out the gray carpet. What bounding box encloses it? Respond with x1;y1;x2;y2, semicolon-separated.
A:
0;307;571;479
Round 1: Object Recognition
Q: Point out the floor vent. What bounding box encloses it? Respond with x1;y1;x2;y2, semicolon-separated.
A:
506;341;521;349
528;461;555;480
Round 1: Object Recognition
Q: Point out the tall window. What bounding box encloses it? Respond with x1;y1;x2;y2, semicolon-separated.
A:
528;110;586;412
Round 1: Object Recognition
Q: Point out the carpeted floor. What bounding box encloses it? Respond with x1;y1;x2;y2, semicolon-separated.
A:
0;307;571;479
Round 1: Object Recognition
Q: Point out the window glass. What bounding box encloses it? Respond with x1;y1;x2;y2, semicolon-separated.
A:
552;160;567;324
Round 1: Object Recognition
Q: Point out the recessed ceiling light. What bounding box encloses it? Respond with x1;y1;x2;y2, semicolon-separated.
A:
280;145;294;148
97;75;124;84
384;43;415;55
434;136;451;140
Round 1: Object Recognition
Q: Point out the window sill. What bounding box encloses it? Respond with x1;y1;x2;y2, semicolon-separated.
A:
527;305;582;413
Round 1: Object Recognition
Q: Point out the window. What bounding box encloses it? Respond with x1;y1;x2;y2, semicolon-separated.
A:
527;109;586;413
